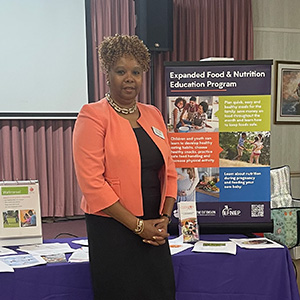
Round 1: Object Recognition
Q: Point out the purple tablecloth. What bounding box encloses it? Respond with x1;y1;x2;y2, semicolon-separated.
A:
172;234;300;300
0;235;299;300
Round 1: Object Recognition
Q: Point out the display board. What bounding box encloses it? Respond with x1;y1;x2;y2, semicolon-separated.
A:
165;60;273;234
0;181;42;246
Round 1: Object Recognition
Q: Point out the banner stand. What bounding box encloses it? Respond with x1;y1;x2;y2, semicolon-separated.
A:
165;60;273;235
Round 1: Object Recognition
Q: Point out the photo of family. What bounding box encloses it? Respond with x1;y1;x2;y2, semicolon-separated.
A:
167;96;219;133
219;131;270;167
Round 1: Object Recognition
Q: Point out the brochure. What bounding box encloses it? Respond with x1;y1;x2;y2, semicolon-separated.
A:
193;240;237;255
168;235;194;255
0;260;14;272
230;237;284;249
68;247;89;263
0;254;46;268
72;239;88;246
0;247;17;256
42;253;67;264
177;201;199;243
17;242;75;256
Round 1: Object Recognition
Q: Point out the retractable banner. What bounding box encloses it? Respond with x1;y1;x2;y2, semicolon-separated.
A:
165;60;272;229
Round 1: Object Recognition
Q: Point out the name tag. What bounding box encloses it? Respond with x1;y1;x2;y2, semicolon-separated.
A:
152;126;165;139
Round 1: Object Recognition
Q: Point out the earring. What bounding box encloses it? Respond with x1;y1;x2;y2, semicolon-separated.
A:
106;80;110;86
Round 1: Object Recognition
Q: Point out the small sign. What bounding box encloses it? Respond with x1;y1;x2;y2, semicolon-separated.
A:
0;181;42;246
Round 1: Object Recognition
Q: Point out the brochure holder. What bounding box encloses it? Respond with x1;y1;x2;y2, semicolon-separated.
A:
0;180;42;246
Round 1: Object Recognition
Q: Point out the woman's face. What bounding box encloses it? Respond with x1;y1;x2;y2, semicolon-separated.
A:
198;105;203;114
108;55;143;107
177;100;184;109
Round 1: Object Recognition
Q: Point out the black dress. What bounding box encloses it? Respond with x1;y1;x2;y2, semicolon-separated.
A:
85;127;175;300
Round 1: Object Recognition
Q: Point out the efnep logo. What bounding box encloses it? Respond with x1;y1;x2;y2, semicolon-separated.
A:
221;205;241;217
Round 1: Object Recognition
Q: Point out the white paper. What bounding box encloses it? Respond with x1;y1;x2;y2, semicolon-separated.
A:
193;240;237;255
17;242;75;256
200;57;234;61
72;239;88;246
0;260;14;272
230;237;284;249
168;235;194;255
68;247;89;263
0;254;46;268
0;247;17;256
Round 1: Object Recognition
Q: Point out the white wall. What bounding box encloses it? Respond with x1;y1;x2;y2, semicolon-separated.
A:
0;0;88;118
252;0;300;197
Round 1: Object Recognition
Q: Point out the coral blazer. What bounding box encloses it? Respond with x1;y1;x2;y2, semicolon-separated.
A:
73;98;177;217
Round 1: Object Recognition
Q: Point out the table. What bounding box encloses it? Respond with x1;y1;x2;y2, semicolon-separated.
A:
173;234;300;300
0;235;299;300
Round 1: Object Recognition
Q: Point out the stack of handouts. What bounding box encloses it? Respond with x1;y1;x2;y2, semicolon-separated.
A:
169;236;283;256
169;235;194;255
68;247;89;263
169;235;236;255
0;245;48;272
68;239;89;263
0;242;76;272
193;240;237;255
0;240;91;272
229;237;284;249
17;242;75;256
0;252;47;272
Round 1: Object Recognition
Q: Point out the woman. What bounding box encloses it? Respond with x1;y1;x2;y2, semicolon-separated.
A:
73;34;177;300
191;101;209;129
177;168;199;202
249;136;264;164
172;97;185;132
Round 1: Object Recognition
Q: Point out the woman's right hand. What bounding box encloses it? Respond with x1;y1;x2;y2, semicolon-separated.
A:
178;190;186;196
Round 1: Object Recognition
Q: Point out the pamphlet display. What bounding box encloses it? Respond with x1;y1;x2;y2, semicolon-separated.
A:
177;201;199;243
165;60;273;233
0;180;42;246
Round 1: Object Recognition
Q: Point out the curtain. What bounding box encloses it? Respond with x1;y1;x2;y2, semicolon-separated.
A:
151;0;253;119
0;120;82;217
89;0;151;103
91;0;253;120
0;0;253;218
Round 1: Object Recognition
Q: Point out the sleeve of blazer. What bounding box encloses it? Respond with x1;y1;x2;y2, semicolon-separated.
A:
73;103;119;214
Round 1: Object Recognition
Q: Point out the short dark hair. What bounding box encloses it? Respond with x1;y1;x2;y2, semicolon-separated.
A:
175;97;186;107
189;96;196;102
98;34;150;74
199;101;208;112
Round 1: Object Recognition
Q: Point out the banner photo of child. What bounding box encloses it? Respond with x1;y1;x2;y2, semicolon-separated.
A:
20;209;37;227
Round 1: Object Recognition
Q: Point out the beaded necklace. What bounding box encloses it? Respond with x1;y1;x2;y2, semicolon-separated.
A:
105;93;137;115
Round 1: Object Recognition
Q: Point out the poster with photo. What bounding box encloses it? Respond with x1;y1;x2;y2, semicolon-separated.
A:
0;181;42;246
165;60;272;232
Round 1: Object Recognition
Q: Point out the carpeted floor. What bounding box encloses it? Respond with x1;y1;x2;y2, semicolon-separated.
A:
42;217;87;240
